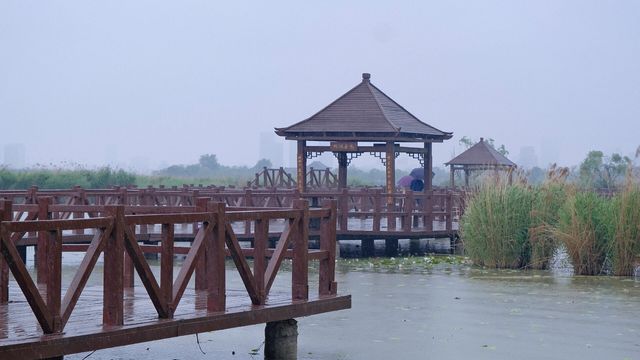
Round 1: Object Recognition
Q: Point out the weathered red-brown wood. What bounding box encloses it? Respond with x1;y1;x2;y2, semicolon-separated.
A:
0;215;54;333
104;205;124;326
122;226;168;318
264;219;295;294
319;199;337;295
60;227;112;328
171;220;211;311
161;223;174;312
224;222;261;304
207;202;226;312
194;198;208;291
47;229;63;332
0;200;11;303
292;199;309;301
37;197;52;284
254;217;268;303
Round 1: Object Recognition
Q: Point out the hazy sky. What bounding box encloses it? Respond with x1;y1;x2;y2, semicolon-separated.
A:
1;1;639;172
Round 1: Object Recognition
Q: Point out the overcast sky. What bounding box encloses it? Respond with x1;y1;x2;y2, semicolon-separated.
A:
1;1;639;172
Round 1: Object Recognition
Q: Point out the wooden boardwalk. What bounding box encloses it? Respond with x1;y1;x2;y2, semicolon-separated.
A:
0;286;348;358
0;199;350;359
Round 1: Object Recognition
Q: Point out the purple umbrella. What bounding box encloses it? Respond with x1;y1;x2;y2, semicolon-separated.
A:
410;168;424;179
397;175;414;188
410;168;435;180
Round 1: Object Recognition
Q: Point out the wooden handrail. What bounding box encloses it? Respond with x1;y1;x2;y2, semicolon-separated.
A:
0;198;338;336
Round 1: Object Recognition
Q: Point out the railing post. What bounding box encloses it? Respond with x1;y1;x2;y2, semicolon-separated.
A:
104;205;125;326
403;190;414;232
319;199;337;296
195;198;208;291
47;228;62;332
254;214;268;303
424;190;433;232
73;186;85;235
161;223;175;315
373;189;381;232
208;201;226;312
0;200;11;304
292;199;309;301
244;189;253;235
37;197;52;284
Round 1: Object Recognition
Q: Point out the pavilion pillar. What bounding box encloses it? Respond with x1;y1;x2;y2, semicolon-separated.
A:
337;152;348;189
424;142;433;191
385;142;396;230
296;140;307;193
508;167;513;185
464;168;470;187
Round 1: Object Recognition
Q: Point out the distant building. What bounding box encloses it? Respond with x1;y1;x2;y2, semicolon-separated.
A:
3;143;26;169
259;132;284;167
517;146;538;169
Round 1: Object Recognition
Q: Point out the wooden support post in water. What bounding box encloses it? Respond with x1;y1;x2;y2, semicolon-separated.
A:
265;319;298;360
292;199;309;301
104;205;124;326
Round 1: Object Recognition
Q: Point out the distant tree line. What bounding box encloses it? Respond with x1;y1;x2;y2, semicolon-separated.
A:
1;148;637;190
0;166;136;189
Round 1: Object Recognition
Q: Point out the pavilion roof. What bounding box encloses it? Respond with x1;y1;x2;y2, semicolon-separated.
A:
275;73;452;142
445;138;516;167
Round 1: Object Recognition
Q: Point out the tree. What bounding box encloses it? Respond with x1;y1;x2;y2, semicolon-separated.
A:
252;158;273;170
579;150;630;189
458;136;509;156
198;154;220;170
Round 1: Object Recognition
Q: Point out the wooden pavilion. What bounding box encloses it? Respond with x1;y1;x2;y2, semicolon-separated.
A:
275;73;452;196
445;137;517;187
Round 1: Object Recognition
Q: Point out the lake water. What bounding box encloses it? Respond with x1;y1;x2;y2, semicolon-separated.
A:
57;255;640;360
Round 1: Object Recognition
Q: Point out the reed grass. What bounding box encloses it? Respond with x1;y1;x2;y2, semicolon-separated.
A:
528;166;568;269
554;190;614;275
461;182;534;268
611;181;640;275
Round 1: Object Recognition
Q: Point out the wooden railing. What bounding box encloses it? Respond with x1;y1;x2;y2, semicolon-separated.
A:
0;186;465;235
0;198;338;335
247;167;338;189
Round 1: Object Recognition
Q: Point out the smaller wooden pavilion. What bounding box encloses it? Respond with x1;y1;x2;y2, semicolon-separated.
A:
275;73;452;196
445;138;517;187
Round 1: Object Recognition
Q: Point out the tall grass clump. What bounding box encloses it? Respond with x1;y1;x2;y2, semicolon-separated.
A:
554;190;614;275
461;182;535;268
528;166;568;269
611;182;640;275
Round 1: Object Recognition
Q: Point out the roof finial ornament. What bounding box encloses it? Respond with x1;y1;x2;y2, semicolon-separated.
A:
362;73;371;82
480;137;484;142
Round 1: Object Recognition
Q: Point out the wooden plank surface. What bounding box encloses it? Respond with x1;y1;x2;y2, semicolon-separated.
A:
0;282;350;359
